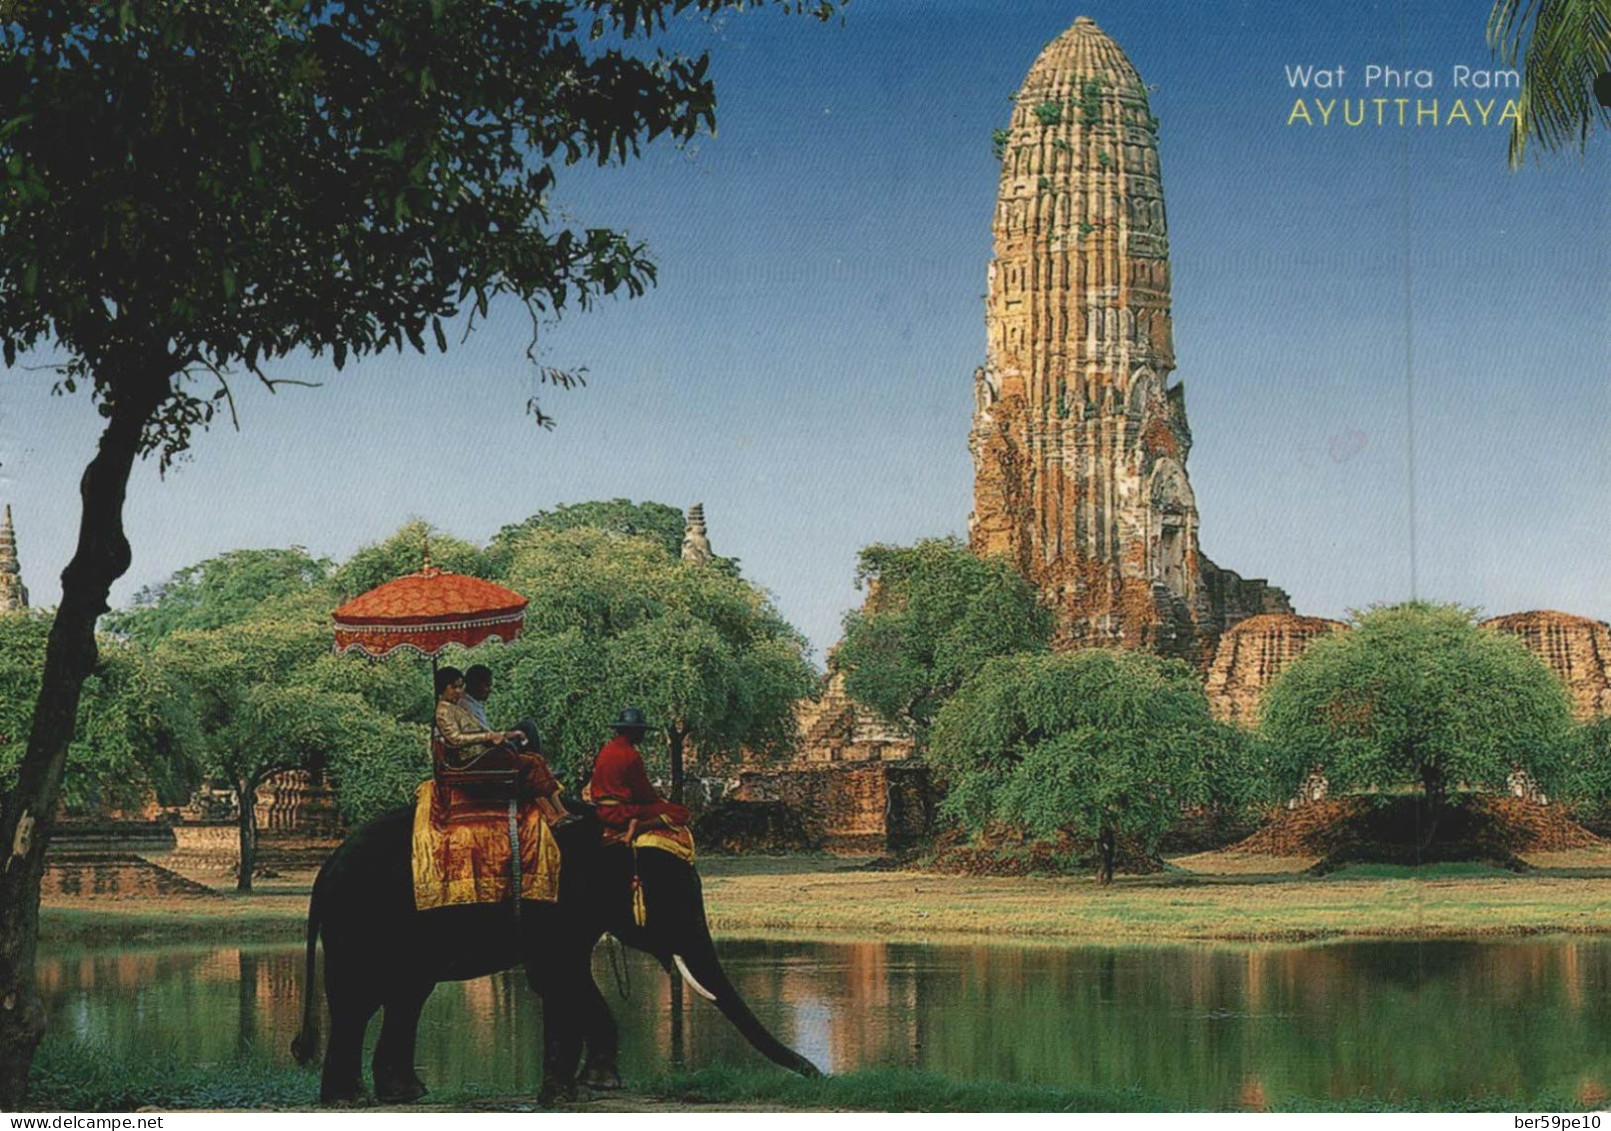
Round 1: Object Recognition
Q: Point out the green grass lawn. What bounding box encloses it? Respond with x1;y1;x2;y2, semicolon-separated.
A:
1319;862;1520;880
38;849;1611;946
695;861;1611;943
39;901;307;946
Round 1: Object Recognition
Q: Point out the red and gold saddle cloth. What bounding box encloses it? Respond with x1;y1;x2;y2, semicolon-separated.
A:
410;781;561;911
629;822;694;862
596;810;696;864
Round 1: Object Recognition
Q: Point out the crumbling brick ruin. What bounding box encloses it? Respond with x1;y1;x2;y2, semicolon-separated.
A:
722;667;923;854
968;18;1289;666
0;504;29;612
253;768;343;837
1204;614;1349;727
1482;610;1611;720
729;761;936;855
794;668;916;765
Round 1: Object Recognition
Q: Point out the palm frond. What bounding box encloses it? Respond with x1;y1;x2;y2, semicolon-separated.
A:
1488;0;1611;164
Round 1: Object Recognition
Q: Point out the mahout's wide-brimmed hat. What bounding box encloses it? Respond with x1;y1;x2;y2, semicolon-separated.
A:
611;706;649;732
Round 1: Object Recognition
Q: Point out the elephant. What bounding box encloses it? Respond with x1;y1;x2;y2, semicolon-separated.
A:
289;803;820;1105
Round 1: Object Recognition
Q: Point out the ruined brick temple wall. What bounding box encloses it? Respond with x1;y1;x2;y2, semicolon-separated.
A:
1204;614;1350;727
732;762;936;854
1482;610;1611;721
254;768;343;836
48;773;348;886
41;854;220;899
42;821;222;898
795;668;917;765
774;664;924;852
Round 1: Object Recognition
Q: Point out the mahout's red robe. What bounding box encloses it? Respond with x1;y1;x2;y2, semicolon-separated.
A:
587;735;689;829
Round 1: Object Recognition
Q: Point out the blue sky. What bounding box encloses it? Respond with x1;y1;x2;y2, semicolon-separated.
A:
2;0;1606;659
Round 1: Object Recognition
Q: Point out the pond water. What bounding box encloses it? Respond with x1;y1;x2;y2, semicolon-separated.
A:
37;935;1611;1108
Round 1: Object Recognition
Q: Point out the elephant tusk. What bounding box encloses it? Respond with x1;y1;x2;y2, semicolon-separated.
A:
673;954;718;1002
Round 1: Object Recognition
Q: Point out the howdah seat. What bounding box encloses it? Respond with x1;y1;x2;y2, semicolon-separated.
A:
431;732;520;825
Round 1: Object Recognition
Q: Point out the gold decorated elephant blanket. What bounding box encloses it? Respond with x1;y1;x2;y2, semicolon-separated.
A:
410;781;561;911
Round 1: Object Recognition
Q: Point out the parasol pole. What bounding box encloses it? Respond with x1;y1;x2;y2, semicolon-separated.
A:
423;532;438;759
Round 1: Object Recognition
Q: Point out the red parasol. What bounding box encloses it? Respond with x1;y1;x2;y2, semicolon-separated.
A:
335;552;534;914
332;561;528;658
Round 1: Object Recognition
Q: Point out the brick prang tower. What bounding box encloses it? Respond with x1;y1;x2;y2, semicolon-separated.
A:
969;17;1288;665
0;505;27;612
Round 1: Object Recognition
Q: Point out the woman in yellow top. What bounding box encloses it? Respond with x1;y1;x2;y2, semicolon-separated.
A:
434;666;571;825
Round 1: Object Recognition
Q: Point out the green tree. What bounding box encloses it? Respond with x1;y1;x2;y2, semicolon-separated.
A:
930;649;1237;884
323;716;432;828
150;605;431;889
1489;0;1611;164
104;548;331;645
103;530;502;841
1559;714;1611;810
0;612;195;816
103;537;438;856
152;616;331;891
1259;603;1574;843
478;527;813;800
834;538;1054;743
490;499;688;563
331;520;490;601
294;614;436;824
97;540;435;833
296;649;434;731
0;0;836;1096
486;498;744;578
63;638;199;815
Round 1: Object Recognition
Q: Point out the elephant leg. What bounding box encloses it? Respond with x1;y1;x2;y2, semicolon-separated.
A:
320;989;379;1106
576;973;622;1091
526;957;587;1106
372;984;432;1104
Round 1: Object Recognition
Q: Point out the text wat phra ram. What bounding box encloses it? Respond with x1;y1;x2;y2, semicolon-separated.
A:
968;17;1288;665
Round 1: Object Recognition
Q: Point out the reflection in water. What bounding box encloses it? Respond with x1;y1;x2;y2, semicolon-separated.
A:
37;937;1611;1108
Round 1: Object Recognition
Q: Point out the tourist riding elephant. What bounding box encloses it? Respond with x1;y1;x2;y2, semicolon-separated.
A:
289;804;819;1105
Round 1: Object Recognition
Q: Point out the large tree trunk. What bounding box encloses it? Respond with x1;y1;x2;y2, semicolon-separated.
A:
667;724;686;806
0;371;170;1109
1097;825;1116;886
1419;763;1445;852
236;776;259;894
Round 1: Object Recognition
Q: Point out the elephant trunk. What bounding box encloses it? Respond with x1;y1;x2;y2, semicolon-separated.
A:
673;932;822;1078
